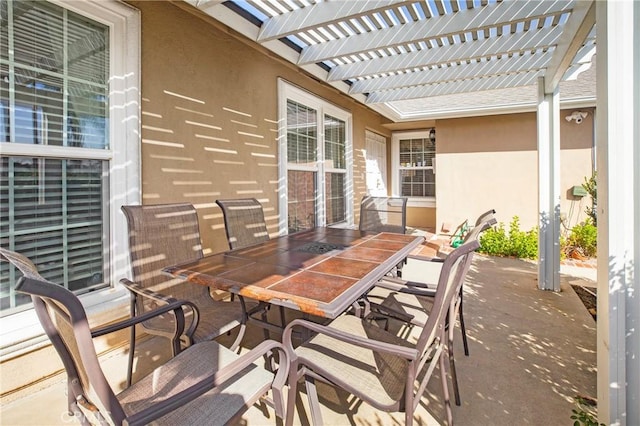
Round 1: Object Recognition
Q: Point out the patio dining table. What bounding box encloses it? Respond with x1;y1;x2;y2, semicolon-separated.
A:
163;227;424;320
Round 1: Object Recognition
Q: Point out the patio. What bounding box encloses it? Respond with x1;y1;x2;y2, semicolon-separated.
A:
1;254;597;425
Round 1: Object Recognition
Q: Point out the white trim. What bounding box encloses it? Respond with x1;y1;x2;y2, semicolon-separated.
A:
0;0;140;358
277;80;353;232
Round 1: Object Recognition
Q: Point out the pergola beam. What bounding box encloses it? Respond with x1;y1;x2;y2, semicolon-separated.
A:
299;0;569;65
328;24;563;81
366;70;542;103
350;48;553;95
544;0;596;93
257;1;410;42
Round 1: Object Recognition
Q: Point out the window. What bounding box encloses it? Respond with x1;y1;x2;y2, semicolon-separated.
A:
391;130;436;207
278;80;353;233
0;0;140;318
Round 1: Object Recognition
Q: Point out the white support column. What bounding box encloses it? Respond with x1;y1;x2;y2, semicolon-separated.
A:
537;77;561;291
596;1;639;424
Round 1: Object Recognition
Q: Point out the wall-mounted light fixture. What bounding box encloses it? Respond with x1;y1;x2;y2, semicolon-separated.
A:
429;128;436;142
565;111;588;124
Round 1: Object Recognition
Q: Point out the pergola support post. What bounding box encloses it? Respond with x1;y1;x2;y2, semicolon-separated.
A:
596;1;639;423
537;77;561;292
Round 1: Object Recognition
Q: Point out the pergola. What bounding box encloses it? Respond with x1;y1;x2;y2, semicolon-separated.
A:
183;0;638;423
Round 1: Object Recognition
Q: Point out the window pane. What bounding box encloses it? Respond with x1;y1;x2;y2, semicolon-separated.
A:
287;100;317;165
0;0;109;149
287;170;316;233
324;114;345;169
400;169;435;197
325;172;345;225
0;157;107;315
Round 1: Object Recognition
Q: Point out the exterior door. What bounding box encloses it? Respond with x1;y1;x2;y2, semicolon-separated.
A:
365;131;387;196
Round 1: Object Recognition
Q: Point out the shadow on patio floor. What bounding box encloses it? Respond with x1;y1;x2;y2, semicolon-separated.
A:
1;255;596;425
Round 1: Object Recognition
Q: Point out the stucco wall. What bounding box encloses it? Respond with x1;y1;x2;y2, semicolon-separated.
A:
130;1;391;254
130;1;594;239
434;108;595;232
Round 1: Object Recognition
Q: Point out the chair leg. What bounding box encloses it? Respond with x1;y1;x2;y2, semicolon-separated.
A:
279;306;287;328
127;322;136;387
228;323;246;352
459;292;469;356
448;333;461;406
305;376;324;426
285;362;300;426
439;348;453;426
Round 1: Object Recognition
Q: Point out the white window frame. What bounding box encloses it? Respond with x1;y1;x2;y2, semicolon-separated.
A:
391;130;436;208
277;79;353;233
0;0;141;355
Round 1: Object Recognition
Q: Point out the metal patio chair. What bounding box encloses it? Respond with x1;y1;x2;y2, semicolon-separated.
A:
282;239;480;426
359;195;408;234
215;197;287;332
365;216;494;405
121;203;249;386
1;248;288;426
359;195;408;277
405;209;497;356
215;198;270;250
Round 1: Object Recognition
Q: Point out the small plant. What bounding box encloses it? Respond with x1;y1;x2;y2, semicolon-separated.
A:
583;171;597;226
479;216;538;259
571;396;604;426
563;218;597;259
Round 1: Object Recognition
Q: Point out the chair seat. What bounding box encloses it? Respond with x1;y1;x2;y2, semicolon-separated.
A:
190;295;246;342
294;315;413;407
139;289;246;342
119;340;274;425
367;285;435;327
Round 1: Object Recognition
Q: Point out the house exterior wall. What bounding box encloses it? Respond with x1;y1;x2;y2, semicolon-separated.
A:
433;108;595;233
130;1;392;253
132;1;595;238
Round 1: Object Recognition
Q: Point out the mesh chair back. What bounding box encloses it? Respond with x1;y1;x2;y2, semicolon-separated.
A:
216;198;270;250
1;248;125;422
121;203;208;319
359;196;407;234
413;239;479;356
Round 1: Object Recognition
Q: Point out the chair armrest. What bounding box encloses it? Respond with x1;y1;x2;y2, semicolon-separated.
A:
283;318;419;361
120;278;178;304
123;340;289;426
120;278;199;340
365;301;416;324
90;298;197;338
377;278;437;294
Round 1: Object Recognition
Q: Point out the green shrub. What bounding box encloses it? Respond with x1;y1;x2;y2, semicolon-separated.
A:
479;215;597;260
479;216;538;259
564;219;597;258
583;171;597;226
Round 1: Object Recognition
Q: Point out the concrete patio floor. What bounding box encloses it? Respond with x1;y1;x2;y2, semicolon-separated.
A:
1;255;597;425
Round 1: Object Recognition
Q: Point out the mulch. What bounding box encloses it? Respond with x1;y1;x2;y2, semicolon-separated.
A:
571;284;597;321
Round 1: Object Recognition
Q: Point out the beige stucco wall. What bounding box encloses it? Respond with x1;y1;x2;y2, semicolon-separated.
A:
433;108;595;232
131;1;595;238
130;1;392;254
